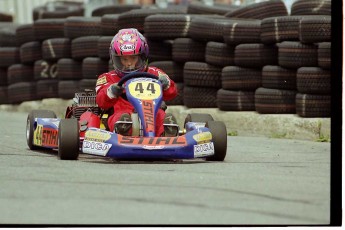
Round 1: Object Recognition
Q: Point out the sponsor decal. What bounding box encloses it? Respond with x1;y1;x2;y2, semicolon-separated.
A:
142;100;155;133
120;44;135;52
118;136;186;146
96;76;107;86
84;130;111;142
82;140;111;156
193;132;212;144
42;128;58;147
33;125;58;147
194;142;214;157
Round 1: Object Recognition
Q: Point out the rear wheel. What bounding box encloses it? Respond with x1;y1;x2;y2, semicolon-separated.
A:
26;110;56;150
205;121;227;161
58;119;79;160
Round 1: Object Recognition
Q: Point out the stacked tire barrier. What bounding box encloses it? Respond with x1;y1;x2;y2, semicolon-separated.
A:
0;0;331;118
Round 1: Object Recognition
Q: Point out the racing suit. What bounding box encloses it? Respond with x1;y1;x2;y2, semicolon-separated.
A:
95;67;178;136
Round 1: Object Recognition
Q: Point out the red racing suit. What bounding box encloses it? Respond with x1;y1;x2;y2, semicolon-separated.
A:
95;67;177;136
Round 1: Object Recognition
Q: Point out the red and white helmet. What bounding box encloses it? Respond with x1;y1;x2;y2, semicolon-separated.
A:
109;28;149;77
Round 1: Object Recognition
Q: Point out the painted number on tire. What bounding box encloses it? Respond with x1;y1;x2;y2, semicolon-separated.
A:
40;61;58;79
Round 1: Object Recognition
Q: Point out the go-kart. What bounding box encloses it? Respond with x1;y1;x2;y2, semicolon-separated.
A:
26;72;228;161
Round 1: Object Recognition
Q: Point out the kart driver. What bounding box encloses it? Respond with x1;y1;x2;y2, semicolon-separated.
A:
95;28;178;137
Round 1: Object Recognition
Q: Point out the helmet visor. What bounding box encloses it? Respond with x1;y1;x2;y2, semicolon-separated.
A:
112;54;147;74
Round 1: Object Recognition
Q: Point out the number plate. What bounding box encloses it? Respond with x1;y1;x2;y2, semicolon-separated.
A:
127;81;161;100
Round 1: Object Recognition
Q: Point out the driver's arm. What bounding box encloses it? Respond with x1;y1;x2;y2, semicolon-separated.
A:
147;67;178;101
95;73;120;109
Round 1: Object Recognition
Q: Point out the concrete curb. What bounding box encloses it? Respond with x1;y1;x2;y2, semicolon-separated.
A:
0;98;330;142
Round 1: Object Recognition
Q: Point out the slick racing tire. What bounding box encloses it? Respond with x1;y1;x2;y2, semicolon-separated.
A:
205;121;227;161
58;119;79;160
184;113;214;129
26;110;57;150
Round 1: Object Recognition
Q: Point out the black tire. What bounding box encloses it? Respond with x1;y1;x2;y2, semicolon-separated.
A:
278;41;318;69
172;38;205;63
7;82;37;104
7;64;34;84
58;118;79;160
217;89;255;111
205;121;227;161
291;0;331;16
92;4;141;17
98;36;112;60
222;66;262;90
0;68;7;86
205;42;235;67
189;16;232;42
41;38;71;61
117;8;187;33
225;0;288;19
20;41;42;64
260;15;307;44
187;1;239;15
57;58;82;80
64;16;101;39
16;23;35;46
144;14;194;40
296;67;330;94
299;16;331;43
33;18;66;41
183;62;222;88
0;47;20;68
82;57;109;79
255;87;297;114
183;86;218;108
26;110;57;150
262;65;297;90
0;86;8;104
318;42;330;69
101;14;120;36
71;36;100;60
296;93;330;118
223;19;261;45
184;113;214;128
234;43;278;68
148;61;184;83
147;39;173;62
36;79;59;99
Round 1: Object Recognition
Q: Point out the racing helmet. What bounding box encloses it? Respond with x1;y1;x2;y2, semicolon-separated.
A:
109;28;149;77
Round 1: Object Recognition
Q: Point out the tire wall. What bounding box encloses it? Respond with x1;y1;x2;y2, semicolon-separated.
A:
0;0;331;118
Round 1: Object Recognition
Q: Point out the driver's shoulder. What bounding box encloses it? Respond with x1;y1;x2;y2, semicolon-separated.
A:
147;66;167;76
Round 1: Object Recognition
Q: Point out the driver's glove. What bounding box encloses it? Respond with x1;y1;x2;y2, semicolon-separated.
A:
107;83;122;99
158;74;171;90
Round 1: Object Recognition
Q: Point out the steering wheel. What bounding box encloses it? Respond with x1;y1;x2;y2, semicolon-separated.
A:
117;72;159;88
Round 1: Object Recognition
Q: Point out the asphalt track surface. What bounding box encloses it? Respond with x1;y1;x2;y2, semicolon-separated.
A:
0;111;330;225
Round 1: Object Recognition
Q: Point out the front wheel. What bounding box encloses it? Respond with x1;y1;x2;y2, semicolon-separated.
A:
58;119;79;160
184;113;214;128
206;121;227;161
26;110;56;150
